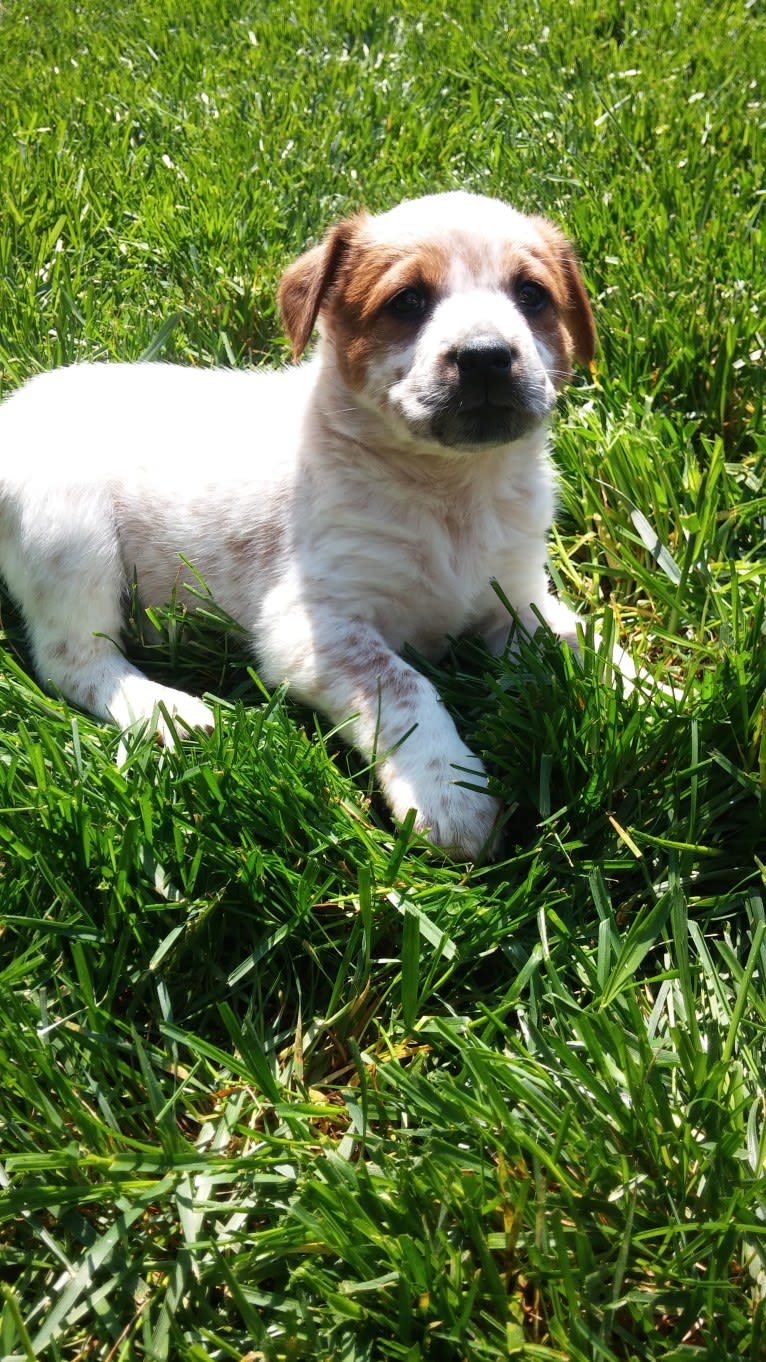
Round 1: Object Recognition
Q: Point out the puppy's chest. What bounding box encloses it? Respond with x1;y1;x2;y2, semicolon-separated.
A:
324;501;503;653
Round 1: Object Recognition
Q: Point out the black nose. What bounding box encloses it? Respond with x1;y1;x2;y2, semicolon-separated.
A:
453;339;516;378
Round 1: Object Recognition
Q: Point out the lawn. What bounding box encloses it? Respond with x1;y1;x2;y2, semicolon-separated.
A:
0;0;765;1358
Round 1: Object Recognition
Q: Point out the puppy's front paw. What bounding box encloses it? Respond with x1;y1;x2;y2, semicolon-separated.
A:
108;677;215;747
152;689;216;747
415;782;501;861
386;752;501;861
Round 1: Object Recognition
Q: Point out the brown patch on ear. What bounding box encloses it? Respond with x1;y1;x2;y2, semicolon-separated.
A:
278;213;367;359
561;254;596;367
531;217;596;367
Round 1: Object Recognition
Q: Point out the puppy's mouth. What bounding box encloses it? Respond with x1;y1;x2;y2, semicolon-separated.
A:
430;396;543;448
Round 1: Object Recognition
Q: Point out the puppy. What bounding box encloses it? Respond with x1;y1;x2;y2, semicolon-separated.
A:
0;191;597;859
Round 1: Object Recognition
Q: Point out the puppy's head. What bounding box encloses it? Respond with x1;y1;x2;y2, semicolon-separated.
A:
278;191;595;452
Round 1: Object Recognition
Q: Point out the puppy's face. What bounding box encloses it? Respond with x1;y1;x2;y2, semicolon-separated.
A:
279;191;595;453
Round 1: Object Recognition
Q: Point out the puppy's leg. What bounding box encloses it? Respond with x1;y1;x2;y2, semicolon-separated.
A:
259;604;500;859
0;491;213;744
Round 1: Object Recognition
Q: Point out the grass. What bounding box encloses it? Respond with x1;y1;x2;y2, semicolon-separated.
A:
0;0;765;1357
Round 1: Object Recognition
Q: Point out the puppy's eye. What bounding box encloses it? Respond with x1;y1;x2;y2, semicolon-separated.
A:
516;280;550;313
387;286;429;319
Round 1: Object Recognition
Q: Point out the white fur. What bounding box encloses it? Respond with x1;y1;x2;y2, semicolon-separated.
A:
0;191;595;859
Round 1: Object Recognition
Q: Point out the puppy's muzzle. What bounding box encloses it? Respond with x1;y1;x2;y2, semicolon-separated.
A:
429;332;542;448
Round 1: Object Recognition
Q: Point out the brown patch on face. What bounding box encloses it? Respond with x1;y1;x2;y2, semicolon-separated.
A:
324;240;452;390
340;242;450;318
526;293;577;389
526;218;596;369
487;231;594;388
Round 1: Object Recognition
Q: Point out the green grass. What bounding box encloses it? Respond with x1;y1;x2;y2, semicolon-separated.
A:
0;0;765;1357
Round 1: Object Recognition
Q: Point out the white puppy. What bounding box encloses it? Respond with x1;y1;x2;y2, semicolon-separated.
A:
0;191;597;858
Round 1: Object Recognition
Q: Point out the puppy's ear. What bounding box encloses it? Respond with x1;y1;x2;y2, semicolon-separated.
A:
278;214;365;360
560;249;596;367
532;218;597;367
